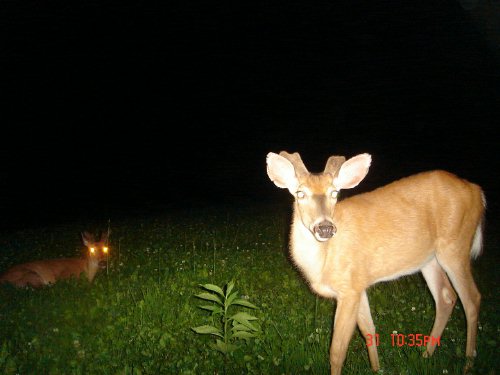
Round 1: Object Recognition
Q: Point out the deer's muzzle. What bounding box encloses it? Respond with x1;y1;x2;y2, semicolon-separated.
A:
313;221;336;241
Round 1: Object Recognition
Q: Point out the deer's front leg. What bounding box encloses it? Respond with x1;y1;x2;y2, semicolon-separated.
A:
357;291;380;371
330;293;361;375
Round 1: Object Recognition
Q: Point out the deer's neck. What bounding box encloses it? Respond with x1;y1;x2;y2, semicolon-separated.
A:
290;210;327;284
84;257;100;282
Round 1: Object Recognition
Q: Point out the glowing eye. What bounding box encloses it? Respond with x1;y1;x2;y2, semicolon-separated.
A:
90;247;95;253
103;247;108;253
296;191;306;199
330;190;339;199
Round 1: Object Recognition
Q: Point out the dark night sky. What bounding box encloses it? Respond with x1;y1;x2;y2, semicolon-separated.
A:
1;0;499;230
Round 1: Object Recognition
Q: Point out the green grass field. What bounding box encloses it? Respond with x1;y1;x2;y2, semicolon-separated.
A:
0;204;498;374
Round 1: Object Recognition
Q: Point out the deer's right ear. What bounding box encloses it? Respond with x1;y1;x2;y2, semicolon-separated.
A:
266;152;300;192
81;232;92;247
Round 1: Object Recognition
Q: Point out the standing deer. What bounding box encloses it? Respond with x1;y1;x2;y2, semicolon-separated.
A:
0;231;109;288
266;151;484;374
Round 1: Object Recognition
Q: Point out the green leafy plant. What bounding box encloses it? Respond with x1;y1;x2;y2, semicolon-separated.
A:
191;280;259;355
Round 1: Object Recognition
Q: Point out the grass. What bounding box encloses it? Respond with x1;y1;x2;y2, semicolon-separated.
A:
0;203;498;374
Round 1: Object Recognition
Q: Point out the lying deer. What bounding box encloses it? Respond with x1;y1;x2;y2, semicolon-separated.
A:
266;151;484;375
0;231;109;288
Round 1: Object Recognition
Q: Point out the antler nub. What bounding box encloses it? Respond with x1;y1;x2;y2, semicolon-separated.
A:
279;151;309;177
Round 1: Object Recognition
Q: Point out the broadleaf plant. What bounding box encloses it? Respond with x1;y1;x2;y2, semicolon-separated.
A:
191;280;259;355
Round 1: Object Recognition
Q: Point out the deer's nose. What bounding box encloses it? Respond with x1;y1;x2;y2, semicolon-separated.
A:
314;221;336;239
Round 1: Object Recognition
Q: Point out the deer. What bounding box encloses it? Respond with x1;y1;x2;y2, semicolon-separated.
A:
266;151;485;375
0;231;110;288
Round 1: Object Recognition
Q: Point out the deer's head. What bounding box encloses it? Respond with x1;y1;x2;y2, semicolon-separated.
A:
81;231;110;269
267;151;371;242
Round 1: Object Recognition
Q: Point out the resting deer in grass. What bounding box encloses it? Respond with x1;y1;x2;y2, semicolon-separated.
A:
266;151;485;375
0;231;109;288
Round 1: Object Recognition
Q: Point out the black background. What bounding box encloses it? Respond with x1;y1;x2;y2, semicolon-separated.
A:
1;0;499;230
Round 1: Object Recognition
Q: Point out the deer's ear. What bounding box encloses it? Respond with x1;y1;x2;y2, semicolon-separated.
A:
266;152;300;192
333;153;371;190
81;231;93;247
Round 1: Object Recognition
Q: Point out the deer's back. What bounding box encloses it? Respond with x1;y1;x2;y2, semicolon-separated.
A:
328;170;484;286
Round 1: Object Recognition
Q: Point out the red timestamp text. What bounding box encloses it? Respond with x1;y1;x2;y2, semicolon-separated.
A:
366;333;441;347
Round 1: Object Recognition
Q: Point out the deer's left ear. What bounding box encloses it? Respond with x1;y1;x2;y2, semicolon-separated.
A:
333;153;371;190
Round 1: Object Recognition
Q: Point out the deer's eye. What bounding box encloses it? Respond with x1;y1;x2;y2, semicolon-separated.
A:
330;190;339;199
296;191;306;199
90;247;95;253
103;247;108;253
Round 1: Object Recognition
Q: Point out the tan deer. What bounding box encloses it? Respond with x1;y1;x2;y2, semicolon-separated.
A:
0;231;109;288
266;151;484;375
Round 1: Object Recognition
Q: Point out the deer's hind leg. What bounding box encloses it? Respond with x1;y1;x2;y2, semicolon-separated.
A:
436;249;481;359
5;268;45;288
421;257;457;357
20;271;46;288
